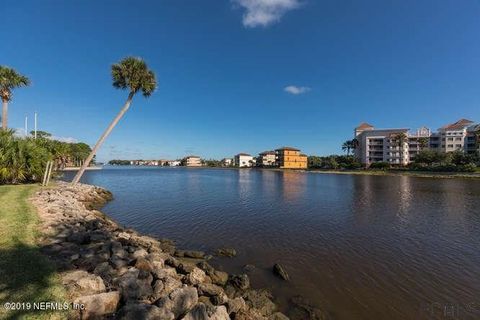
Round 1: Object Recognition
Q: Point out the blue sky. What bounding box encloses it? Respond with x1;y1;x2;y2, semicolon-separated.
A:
2;0;480;161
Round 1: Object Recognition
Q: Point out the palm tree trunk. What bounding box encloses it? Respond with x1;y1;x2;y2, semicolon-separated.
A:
1;100;8;130
71;92;134;185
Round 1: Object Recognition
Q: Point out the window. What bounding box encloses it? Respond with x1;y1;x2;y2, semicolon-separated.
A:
447;144;454;148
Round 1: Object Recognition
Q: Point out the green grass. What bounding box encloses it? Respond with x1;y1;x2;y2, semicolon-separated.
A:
0;185;67;320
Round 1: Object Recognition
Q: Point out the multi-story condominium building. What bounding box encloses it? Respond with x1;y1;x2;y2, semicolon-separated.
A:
354;119;479;166
257;151;276;167
275;147;308;169
234;153;254;167
182;155;202;167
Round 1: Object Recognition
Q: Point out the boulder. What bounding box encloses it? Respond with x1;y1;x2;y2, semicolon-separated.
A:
156;286;198;318
197;283;224;297
62;270;106;297
183;250;206;259
243;264;256;273
215;248;237;257
73;291;120;319
211;271;229;286
183;303;209;320
226;297;246;314
117;303;174;320
134;257;154;272
270;312;290;320
114;268;153;302
273;263;290;281
244;290;277;317
185;267;207;285
230;274;250;291
208;305;230;320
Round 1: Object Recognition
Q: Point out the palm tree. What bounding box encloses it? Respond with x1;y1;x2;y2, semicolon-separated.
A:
0;66;30;130
392;132;408;165
71;57;157;184
342;140;353;155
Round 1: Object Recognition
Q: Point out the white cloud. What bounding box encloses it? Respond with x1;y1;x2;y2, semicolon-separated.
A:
13;128;78;143
284;85;311;95
233;0;301;28
51;136;78;143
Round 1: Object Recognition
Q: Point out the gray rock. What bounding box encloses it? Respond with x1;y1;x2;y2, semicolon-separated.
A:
185;267;207;285
156;286;198;318
118;303;174;320
215;248;237;257
208;305;230;320
62;270;106;297
183;303;209;320
244;290;277;317
73;291;120;319
211;271;229;286
243;264;256;273
183;250;206;259
114;268;153;302
270;312;290;320
226;297;246;314
197;283;224;297
273;263;290;281
230;274;250;291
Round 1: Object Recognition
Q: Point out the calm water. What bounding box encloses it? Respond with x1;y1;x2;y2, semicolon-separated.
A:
63;167;480;319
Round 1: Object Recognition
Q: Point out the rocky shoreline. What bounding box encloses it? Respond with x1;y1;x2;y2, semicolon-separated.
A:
32;182;293;320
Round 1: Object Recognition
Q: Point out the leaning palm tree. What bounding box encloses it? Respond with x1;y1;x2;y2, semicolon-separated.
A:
0;66;30;130
71;57;156;184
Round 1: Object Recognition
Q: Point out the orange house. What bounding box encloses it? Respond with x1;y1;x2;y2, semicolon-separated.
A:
275;147;308;169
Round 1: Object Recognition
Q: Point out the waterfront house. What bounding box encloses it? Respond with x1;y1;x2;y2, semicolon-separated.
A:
257;151;276;167
234;153;254;167
221;158;233;167
354;119;480;166
275;147;308;169
166;160;181;167
182;156;202;167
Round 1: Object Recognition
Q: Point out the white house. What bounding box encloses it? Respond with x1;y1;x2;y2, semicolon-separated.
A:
234;153;254;167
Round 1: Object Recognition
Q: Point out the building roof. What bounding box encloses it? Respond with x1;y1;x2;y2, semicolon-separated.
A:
259;150;275;155
184;155;200;159
236;153;251;156
356;122;374;130
441;119;474;130
275;146;300;151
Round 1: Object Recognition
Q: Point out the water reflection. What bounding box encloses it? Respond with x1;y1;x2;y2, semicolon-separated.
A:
62;168;480;320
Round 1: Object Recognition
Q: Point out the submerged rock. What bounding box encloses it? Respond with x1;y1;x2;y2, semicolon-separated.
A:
273;263;290;281
215;248;237;257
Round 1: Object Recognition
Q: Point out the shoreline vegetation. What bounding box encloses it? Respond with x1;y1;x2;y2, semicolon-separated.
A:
0;184;67;320
104;164;480;180
1;181;323;319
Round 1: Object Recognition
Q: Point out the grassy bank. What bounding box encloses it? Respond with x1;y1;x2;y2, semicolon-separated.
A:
0;185;67;320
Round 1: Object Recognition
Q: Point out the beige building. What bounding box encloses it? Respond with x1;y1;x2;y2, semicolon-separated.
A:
257;151;276;167
182;155;202;167
354;119;479;166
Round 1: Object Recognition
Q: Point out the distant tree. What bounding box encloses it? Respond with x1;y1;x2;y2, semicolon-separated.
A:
72;57;157;184
30;130;52;139
413;150;447;165
0;66;30;130
342;140;354;155
418;137;429;150
390;132;408;166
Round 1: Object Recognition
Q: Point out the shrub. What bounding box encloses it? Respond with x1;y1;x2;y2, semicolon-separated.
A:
369;162;390;170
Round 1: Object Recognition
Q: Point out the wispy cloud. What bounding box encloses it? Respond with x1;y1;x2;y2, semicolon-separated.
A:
233;0;301;28
13;128;78;143
284;85;311;95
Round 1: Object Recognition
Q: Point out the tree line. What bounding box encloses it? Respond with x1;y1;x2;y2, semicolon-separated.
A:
0;130;92;184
